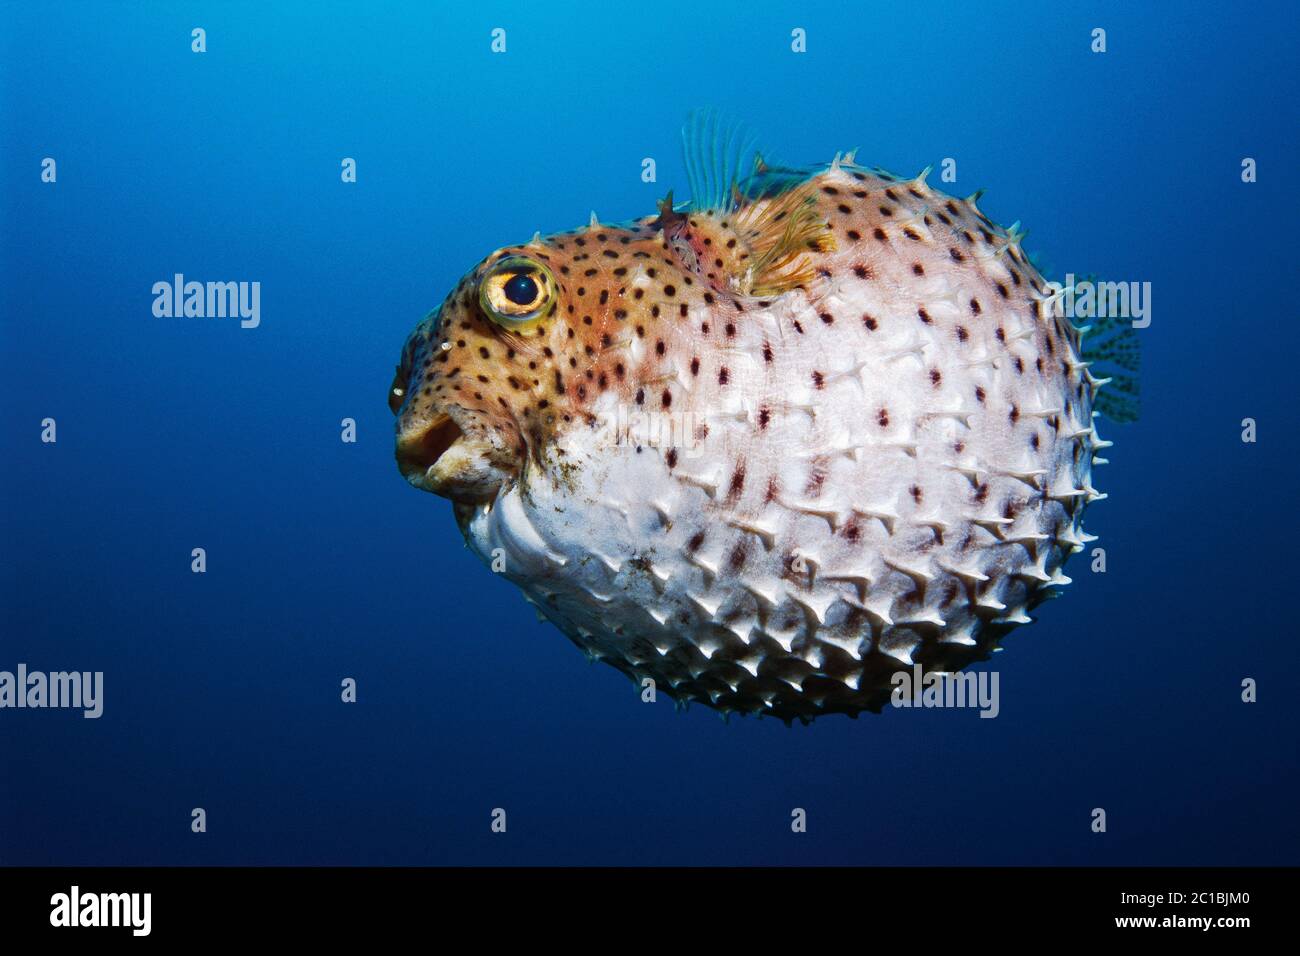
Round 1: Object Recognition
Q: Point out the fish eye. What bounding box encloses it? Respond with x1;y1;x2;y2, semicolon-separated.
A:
504;273;538;305
479;255;556;328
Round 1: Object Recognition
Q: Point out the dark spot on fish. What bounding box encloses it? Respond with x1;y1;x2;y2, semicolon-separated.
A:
728;464;746;498
728;543;747;571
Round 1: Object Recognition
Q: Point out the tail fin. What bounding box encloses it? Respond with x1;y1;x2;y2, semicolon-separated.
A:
1080;307;1141;423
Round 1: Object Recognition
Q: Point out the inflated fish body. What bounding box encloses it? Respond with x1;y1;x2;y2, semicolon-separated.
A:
390;122;1137;722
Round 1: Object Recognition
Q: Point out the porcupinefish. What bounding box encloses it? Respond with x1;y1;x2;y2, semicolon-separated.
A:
389;117;1139;723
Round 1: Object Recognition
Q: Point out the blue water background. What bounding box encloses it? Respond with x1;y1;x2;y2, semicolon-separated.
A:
2;1;1297;864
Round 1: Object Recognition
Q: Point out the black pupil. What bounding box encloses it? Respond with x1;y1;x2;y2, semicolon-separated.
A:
503;273;538;306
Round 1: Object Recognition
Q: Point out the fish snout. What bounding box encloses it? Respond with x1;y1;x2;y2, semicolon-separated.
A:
396;413;463;484
395;412;510;502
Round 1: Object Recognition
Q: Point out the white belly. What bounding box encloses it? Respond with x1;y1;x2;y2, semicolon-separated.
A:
458;267;1103;722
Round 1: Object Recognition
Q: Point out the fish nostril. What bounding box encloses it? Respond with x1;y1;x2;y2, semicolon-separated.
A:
396;415;463;481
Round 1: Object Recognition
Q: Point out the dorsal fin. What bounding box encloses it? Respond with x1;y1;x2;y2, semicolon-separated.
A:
659;112;836;297
681;109;761;212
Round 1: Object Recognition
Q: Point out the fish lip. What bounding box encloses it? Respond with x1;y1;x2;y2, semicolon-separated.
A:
395;407;510;504
396;413;462;482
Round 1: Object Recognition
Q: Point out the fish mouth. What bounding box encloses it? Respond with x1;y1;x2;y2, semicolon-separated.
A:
395;411;509;503
396;413;462;481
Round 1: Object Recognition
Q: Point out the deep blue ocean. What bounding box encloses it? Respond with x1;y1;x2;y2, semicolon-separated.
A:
3;2;1297;866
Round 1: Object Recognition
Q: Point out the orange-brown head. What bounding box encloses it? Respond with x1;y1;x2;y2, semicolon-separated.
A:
390;169;836;505
391;218;699;502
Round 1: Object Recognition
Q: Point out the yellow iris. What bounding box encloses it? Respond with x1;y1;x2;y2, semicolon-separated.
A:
479;256;556;328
